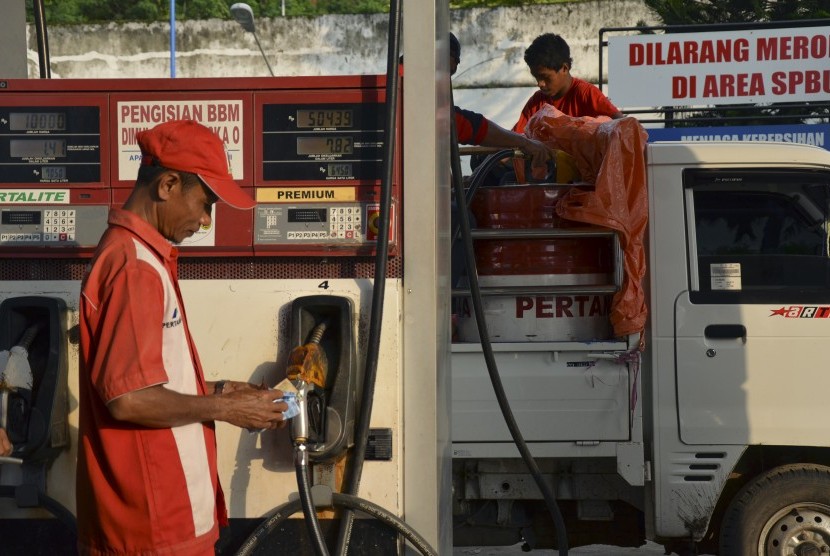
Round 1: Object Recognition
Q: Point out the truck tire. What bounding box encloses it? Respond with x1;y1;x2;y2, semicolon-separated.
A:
720;463;830;555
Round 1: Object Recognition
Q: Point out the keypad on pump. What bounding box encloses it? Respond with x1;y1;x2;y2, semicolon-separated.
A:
44;209;77;242
329;206;362;239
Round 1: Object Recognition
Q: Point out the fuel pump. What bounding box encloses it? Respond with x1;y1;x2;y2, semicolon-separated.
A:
0;296;69;464
287;295;359;463
235;293;437;556
238;2;437;552
283;296;358;556
0;2;453;553
0;296;76;550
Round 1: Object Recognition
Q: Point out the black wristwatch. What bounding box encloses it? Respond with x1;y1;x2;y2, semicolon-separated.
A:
214;380;227;395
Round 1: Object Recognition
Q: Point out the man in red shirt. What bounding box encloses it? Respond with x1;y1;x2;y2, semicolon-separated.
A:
77;120;288;556
450;32;553;170
514;33;623;134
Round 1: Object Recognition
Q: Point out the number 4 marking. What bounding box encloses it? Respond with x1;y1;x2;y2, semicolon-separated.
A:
318;280;330;290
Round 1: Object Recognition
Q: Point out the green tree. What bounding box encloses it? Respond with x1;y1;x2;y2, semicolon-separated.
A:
27;0;582;24
644;0;830;25
247;0;391;18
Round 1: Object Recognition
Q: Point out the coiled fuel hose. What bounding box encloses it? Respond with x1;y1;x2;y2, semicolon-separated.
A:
237;319;436;556
449;104;570;555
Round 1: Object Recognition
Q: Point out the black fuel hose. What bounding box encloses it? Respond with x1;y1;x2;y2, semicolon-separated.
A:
333;0;401;553
0;485;76;536
33;0;51;78
294;444;329;556
450;147;516;250
236;492;437;556
449;102;570;555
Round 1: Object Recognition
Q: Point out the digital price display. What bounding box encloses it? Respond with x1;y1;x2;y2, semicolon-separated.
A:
297;109;353;128
287;208;327;222
261;101;384;182
9;112;67;131
1;210;41;226
42;166;67;181
328;163;353;177
10;139;67;158
297;136;354;156
0;105;101;184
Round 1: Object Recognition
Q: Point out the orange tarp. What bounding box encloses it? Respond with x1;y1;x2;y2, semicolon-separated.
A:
525;105;649;340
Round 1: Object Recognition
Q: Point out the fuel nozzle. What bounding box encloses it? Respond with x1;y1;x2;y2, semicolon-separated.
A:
286;321;329;445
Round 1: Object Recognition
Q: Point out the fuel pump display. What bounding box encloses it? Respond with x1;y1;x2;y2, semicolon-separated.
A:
254;89;396;254
0;77;399;257
261;102;383;181
0;101;108;254
0;105;103;184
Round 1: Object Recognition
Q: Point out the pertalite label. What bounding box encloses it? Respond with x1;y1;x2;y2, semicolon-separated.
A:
0;189;69;204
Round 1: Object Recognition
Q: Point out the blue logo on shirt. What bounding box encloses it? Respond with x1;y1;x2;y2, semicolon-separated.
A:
163;307;182;329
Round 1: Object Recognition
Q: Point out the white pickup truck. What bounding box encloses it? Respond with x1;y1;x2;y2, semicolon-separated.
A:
451;140;830;556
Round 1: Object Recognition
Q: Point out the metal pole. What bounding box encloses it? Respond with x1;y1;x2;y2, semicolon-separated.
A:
230;3;275;76
282;0;286;17
33;0;51;78
252;32;275;76
170;0;176;77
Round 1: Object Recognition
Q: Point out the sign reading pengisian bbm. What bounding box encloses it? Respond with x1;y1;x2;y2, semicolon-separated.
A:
608;26;830;107
117;100;244;182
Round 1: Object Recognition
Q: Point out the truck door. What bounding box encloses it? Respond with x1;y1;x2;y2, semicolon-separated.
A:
675;168;830;445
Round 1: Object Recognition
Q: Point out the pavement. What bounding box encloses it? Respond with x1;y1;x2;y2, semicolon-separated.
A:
453;541;672;555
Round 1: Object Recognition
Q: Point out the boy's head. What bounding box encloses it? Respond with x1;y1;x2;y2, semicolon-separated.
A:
524;33;573;72
524;33;574;100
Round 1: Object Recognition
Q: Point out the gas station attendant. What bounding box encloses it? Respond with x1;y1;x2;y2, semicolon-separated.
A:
76;120;288;555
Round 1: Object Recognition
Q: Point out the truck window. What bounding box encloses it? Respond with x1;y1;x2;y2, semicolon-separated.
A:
686;169;830;303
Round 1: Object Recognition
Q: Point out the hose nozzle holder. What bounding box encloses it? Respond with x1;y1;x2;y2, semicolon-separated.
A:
290;379;311;444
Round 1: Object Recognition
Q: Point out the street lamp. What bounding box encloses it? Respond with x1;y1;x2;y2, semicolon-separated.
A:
230;2;275;76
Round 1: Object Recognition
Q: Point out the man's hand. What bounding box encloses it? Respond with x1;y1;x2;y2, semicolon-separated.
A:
108;384;289;431
519;137;556;180
219;387;289;430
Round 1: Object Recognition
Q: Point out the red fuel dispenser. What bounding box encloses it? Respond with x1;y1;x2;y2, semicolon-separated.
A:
0;76;400;259
0;75;405;554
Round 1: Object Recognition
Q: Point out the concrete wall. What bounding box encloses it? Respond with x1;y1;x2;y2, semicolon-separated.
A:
26;1;658;84
23;1;659;129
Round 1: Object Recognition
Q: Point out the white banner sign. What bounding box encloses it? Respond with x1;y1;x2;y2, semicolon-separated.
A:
608;26;830;107
116;100;244;182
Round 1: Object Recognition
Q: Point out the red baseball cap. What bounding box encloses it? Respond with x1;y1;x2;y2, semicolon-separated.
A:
136;119;255;209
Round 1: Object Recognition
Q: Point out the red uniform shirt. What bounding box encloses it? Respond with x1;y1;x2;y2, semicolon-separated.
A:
455;106;490;145
513;77;620;134
77;209;226;556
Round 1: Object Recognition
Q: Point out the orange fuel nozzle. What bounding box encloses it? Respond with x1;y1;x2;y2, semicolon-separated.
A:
285;322;328;389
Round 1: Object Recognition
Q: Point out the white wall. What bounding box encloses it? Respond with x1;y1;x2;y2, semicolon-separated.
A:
24;1;659;128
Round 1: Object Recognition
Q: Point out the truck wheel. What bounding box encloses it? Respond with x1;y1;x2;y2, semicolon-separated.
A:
720;463;830;556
